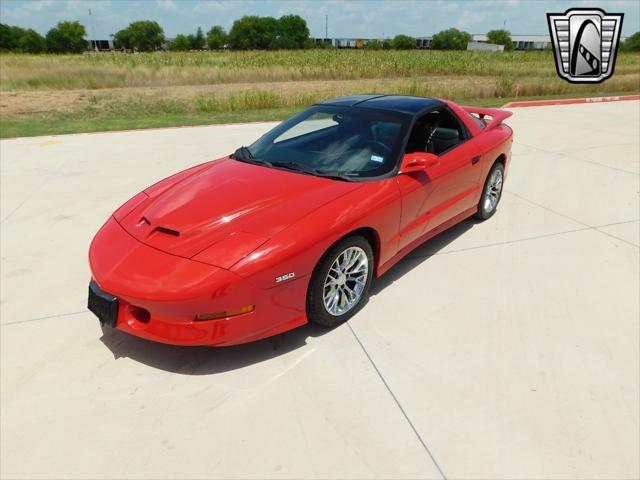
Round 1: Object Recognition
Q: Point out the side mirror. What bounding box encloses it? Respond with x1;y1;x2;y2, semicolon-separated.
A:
400;152;440;174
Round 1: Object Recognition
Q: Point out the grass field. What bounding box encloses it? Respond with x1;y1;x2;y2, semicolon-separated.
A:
1;50;639;138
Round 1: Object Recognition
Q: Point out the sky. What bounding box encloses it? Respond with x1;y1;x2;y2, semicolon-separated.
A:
1;0;638;40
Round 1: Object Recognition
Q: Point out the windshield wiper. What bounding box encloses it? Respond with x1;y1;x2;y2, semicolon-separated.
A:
271;161;355;182
231;146;273;167
271;161;316;174
232;146;254;160
315;168;358;182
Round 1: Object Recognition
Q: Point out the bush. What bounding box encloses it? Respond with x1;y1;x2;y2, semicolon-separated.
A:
228;16;278;50
275;15;309;49
431;28;471;50
487;29;514;50
46;21;88;53
0;24;46;53
207;26;227;49
19;29;46;53
0;24;24;50
189;27;205;50
113;21;164;52
364;39;383;50
228;14;309;50
621;32;640;52
169;34;190;51
391;34;416;50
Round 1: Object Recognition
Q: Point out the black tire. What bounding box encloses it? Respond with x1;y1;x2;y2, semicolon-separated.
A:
475;162;505;220
307;235;374;328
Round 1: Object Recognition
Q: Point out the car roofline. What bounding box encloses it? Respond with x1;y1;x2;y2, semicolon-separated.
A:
315;94;446;116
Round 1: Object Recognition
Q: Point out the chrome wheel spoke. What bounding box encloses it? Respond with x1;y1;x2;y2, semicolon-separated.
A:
323;246;369;316
483;168;503;213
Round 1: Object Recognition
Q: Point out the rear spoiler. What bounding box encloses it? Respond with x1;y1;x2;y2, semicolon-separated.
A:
462;106;512;131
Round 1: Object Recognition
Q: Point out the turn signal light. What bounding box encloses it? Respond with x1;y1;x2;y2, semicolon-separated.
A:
195;305;255;321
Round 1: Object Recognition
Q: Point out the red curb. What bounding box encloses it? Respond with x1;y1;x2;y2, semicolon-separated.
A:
502;94;640;108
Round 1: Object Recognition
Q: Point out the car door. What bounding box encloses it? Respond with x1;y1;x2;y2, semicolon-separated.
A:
396;112;483;250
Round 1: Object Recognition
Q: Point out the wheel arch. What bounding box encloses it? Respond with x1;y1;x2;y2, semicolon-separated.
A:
312;226;381;278
494;153;507;167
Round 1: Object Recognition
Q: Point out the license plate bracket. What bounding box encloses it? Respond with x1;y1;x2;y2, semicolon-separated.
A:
88;281;119;328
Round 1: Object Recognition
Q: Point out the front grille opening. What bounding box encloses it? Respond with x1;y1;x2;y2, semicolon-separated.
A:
128;305;150;323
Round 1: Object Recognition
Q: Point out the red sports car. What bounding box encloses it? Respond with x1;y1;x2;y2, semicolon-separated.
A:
88;95;512;346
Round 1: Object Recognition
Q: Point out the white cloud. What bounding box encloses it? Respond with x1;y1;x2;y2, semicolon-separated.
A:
156;0;177;10
0;0;637;38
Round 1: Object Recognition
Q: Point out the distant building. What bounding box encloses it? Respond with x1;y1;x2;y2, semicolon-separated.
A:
416;37;432;49
326;38;375;48
89;39;114;51
472;34;550;50
416;34;553;50
467;41;504;52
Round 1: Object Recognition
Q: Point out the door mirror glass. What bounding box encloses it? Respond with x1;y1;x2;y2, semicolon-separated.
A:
399;152;439;174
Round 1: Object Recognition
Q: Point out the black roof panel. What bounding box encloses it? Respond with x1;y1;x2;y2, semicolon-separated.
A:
319;95;444;114
320;94;387;107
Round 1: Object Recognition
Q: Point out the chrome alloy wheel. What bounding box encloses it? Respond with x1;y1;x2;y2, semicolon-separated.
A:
483;168;503;213
323;246;368;316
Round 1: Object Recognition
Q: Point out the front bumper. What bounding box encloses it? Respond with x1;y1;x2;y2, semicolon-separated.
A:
89;217;307;346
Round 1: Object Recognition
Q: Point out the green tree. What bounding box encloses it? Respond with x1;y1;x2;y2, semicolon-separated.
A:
0;24;26;50
113;28;131;49
430;28;471;50
228;16;277;49
46;21;88;53
169;34;190;51
207;25;227;49
382;38;392;50
273;14;309;49
189;26;205;50
19;29;46;53
621;31;640;51
364;39;383;50
487;29;514;50
114;21;164;52
391;34;416;49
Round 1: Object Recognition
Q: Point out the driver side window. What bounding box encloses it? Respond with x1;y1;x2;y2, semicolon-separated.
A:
405;109;466;156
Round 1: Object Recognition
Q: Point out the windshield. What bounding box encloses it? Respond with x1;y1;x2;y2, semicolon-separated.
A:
242;106;406;179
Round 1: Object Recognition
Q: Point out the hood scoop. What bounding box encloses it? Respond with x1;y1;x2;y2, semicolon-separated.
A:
118;158;363;259
154;226;180;237
133;216;180;238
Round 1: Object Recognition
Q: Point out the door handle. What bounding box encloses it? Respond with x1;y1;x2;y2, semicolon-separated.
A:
471;156;481;165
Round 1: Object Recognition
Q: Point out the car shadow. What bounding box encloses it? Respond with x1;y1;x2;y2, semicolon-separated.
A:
99;217;478;375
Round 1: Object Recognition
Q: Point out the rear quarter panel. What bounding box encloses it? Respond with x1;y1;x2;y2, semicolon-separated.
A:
477;123;513;175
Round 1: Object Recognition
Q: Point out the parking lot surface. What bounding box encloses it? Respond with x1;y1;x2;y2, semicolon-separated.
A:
1;101;639;479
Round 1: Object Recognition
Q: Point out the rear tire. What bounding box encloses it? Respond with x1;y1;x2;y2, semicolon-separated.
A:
475;162;504;220
307;235;374;328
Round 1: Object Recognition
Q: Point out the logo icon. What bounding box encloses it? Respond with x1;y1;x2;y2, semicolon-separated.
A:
547;8;624;83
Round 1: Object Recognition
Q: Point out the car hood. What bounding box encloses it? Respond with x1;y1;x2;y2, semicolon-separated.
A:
116;157;362;263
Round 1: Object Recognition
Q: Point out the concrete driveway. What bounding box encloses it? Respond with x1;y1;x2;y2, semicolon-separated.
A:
1;101;638;479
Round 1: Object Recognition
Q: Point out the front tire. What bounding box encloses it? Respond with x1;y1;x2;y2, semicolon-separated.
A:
307;236;374;328
475;162;504;220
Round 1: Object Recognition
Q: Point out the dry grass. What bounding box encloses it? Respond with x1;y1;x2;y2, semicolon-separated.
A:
2;50;639;91
1;50;638;137
2;74;638;119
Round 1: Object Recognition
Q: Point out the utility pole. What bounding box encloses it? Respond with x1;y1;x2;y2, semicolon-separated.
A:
89;8;97;51
325;14;328;40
